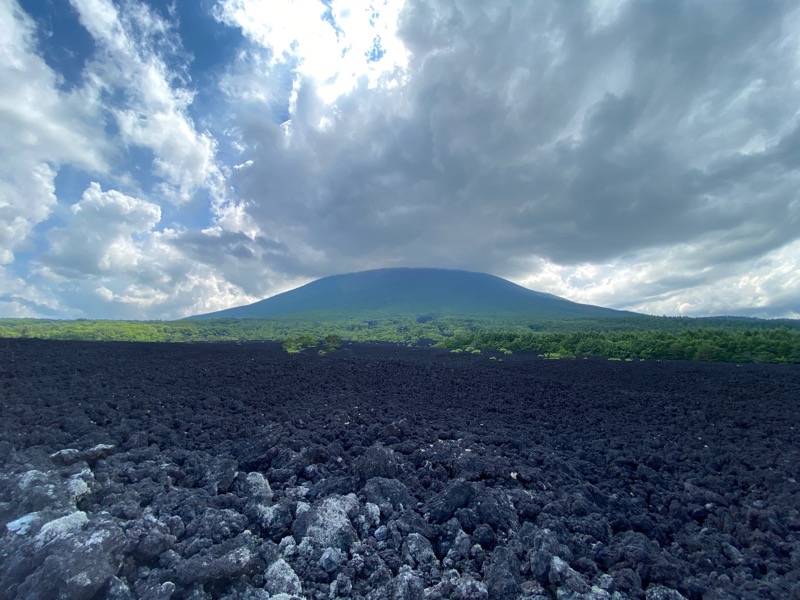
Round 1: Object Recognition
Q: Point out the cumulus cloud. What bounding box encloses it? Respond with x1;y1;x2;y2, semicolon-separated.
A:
0;0;232;317
44;182;161;276
0;1;109;265
0;265;65;317
70;0;220;203
33;182;223;318
35;182;301;318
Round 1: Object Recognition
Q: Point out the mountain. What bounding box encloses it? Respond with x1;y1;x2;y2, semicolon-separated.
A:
188;268;635;320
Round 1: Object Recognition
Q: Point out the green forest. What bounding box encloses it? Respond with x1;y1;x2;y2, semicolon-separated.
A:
438;327;799;363
0;315;798;363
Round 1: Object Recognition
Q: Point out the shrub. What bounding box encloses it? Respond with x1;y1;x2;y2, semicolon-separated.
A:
323;334;342;351
283;333;318;354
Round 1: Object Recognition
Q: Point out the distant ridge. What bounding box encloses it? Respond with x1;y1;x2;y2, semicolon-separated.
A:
188;267;635;320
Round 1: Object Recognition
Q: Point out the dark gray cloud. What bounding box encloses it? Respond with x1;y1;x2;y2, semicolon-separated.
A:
226;0;800;313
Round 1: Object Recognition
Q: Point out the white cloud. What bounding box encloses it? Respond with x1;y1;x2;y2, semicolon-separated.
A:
0;1;110;268
216;0;409;105
71;0;220;203
35;181;298;318
44;182;161;275
0;163;57;265
514;237;800;319
0;265;65;317
0;2;110;170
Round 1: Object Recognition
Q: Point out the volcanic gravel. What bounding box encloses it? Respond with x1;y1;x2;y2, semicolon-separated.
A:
0;339;798;600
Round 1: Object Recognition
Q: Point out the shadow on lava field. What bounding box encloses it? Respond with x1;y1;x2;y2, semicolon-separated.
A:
0;339;798;599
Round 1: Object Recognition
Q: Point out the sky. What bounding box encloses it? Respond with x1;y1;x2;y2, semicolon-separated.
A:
1;0;799;320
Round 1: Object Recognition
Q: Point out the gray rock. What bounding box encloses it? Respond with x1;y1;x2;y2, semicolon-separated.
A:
645;585;688;600
173;533;256;585
13;513;126;600
291;493;359;550
50;444;116;466
472;488;518;532
265;558;302;596
596;574;615;592
5;512;42;536
202;456;239;494
278;535;298;558
33;510;89;550
319;546;343;572
549;556;591;594
520;524;571;557
128;514;176;561
424;570;490;600
555;589;612;600
367;564;393;590
394;509;434;538
455;508;480;532
721;541;743;564
105;576;135;600
453;575;490;599
354;502;381;537
354;444;402;482
528;527;573;583
8;467;94;515
184;508;248;544
374;525;390;541
225;590;270;600
483;546;522;599
401;532;438;567
444;529;472;566
612;568;642;594
388;568;425;600
520;580;548;597
364;477;415;511
252;499;295;541
331;572;353;597
607;531;674;583
471;523;497;551
234;471;274;504
135;580;177;600
425;479;477;524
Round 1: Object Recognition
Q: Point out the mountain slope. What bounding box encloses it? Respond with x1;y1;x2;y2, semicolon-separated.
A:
188;268;635;320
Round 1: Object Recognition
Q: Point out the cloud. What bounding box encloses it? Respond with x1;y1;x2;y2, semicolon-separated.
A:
0;1;109;266
0;265;64;317
70;0;221;203
0;0;233;318
35;181;303;318
215;0;409;104
516;238;800;319
218;0;800;317
44;182;161;276
2;0;799;319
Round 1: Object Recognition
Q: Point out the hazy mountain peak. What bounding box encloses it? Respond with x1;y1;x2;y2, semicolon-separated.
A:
189;268;632;320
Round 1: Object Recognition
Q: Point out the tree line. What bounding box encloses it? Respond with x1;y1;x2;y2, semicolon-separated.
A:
439;327;800;363
0;317;797;363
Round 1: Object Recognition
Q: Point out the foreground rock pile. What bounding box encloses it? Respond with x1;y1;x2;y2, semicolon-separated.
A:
0;441;691;600
0;340;798;599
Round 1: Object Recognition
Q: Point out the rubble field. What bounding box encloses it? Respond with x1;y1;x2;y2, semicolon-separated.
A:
1;339;798;599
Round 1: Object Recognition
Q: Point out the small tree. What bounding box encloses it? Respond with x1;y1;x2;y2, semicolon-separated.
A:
283;333;318;354
323;334;342;351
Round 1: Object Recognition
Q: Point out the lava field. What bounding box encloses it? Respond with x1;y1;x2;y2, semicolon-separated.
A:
0;339;798;599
